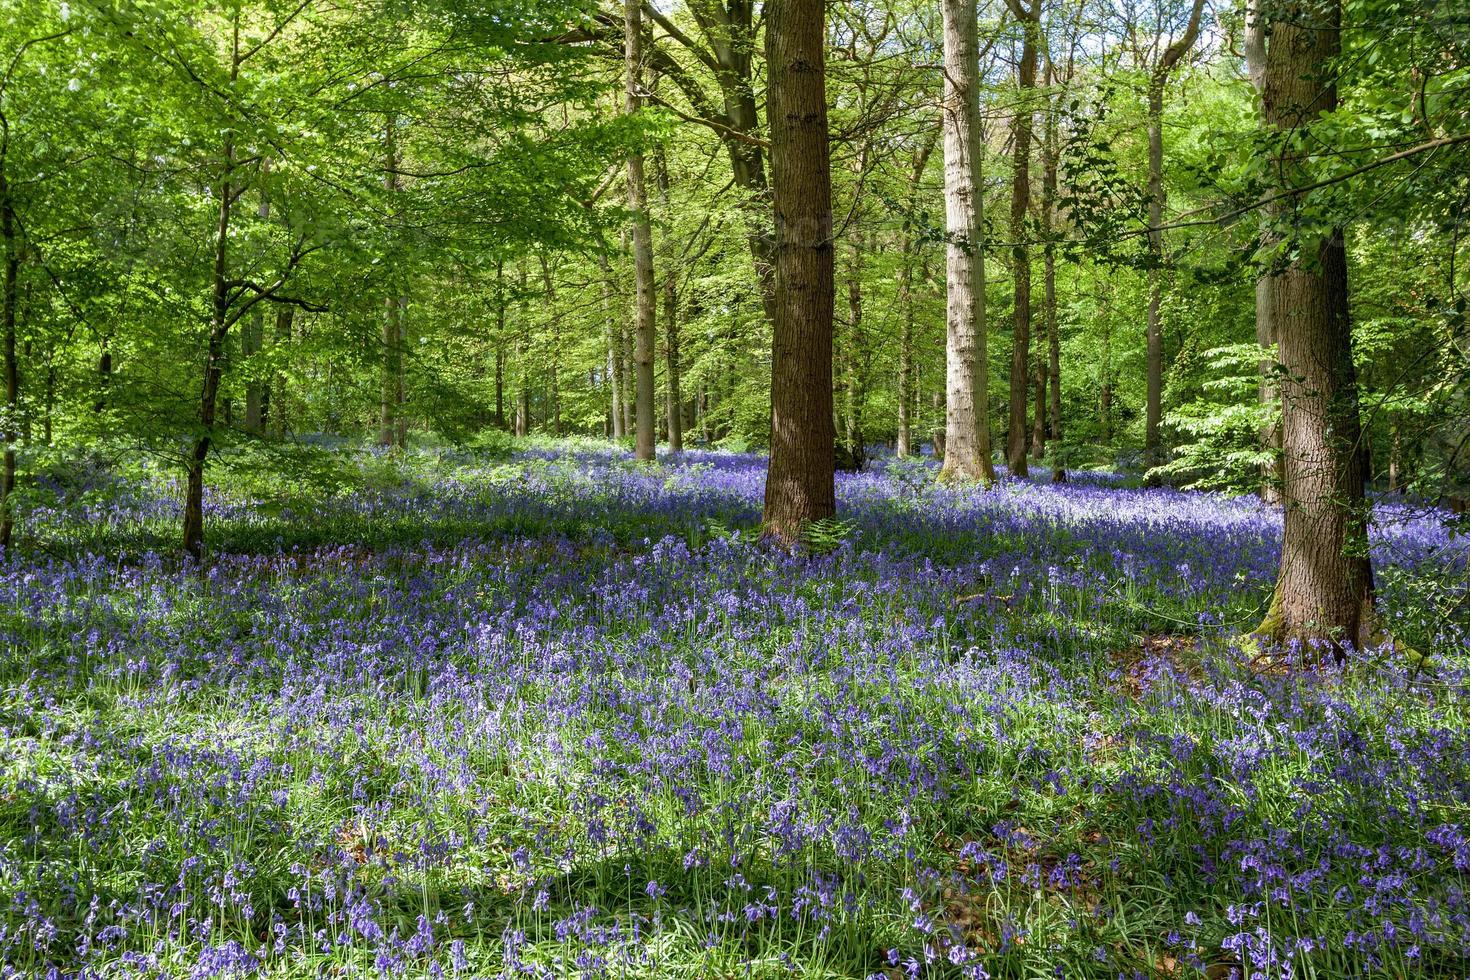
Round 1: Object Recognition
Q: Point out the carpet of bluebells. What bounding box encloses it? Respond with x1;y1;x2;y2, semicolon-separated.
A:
2;440;1469;980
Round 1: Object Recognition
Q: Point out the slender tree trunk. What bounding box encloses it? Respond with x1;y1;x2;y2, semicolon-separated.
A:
1031;357;1046;460
762;0;835;543
95;338;112;414
1143;81;1166;481
536;255;563;437
271;307;293;437
1388;417;1402;492
1256;0;1374;651
625;0;657;461
1005;6;1038;478
654;148;683;452
896;130;936;461
1246;0;1283;505
1042;86;1064;482
843;234;868;469
0;178;17;552
1142;0;1206;483
599;254;625;439
244;181;269;436
940;0;995;483
494;259;506;430
663;273;682;451
184;138;236;559
379;115;400;448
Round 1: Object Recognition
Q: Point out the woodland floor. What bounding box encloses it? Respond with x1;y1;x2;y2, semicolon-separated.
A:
2;440;1468;979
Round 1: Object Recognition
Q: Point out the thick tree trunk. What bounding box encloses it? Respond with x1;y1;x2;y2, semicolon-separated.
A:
626;0;657;461
761;0;835;543
940;0;996;483
1257;0;1375;651
1005;8;1038;478
0;180;17;552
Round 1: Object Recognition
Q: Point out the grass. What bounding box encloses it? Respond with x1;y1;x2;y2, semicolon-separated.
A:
1;440;1467;979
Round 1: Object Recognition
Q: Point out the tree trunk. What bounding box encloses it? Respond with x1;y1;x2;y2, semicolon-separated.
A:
0;178;17;553
1042;87;1064;482
940;0;996;483
654;148;683;452
1141;0;1204;482
95;339;112;414
843;233;868;469
271;307;293;437
244;183;269;436
1143;81;1165;481
598;254;624;439
379;115;401;448
185;132;237;560
1256;0;1374;651
761;0;835;543
1031;356;1046;461
896;133;937;459
626;0;657;461
1006;6;1038;478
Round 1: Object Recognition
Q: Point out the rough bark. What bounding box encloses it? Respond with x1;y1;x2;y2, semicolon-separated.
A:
761;0;835;543
626;0;657;460
1256;0;1375;651
940;0;996;483
1005;2;1039;478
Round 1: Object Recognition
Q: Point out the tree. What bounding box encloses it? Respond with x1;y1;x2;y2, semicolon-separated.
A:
1134;0;1207;482
760;0;835;543
1004;0;1040;479
625;0;657;461
1254;0;1375;651
939;0;996;483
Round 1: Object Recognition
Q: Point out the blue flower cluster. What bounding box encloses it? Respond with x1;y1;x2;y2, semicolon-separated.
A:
1;445;1466;978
